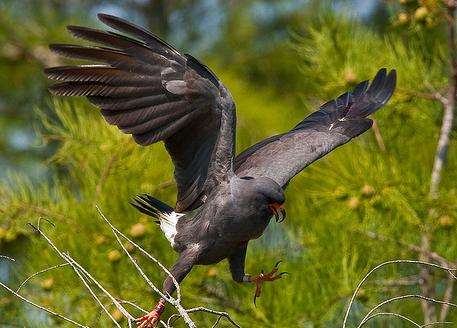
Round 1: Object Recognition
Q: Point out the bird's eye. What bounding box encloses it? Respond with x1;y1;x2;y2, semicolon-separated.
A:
240;176;254;180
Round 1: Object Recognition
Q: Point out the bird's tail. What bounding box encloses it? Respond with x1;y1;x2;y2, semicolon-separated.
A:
131;194;182;246
131;194;174;222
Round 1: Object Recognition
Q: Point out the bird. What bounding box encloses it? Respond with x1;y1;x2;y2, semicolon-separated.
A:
45;13;396;327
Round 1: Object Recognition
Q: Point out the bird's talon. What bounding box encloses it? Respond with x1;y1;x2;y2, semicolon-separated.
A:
250;261;287;304
136;299;165;328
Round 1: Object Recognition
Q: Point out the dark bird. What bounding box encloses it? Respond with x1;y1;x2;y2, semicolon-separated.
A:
45;13;396;327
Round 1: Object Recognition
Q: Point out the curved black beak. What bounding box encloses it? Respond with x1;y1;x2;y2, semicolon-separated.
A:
268;203;286;223
275;206;286;223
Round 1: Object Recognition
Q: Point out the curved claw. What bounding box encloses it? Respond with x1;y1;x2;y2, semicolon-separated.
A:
250;261;288;305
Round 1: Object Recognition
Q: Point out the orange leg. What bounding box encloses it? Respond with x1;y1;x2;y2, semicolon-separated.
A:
135;298;166;328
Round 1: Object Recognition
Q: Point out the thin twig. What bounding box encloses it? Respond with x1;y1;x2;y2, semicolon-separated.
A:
360;312;421;327
16;263;69;292
63;252;134;322
342;259;457;328
96;205;181;301
421;321;454;327
440;272;455;321
0;279;88;327
166;307;241;328
109;219;167;300
187;307;241;328
0;255;15;262
29;223;134;323
96;206;196;328
116;299;148;315
62;254;122;328
419;232;437;323
399;88;447;105
358;294;457;327
430;0;457;198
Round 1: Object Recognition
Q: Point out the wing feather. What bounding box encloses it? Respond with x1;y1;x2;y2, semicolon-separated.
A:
235;69;396;187
46;14;236;212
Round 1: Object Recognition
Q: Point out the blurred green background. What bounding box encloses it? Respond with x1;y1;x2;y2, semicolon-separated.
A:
0;0;456;327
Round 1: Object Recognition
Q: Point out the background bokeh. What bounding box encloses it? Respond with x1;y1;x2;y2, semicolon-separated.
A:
0;0;456;327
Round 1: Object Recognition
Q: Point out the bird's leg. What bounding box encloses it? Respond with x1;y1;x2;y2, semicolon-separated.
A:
135;298;166;328
136;250;195;328
249;261;287;304
228;244;287;304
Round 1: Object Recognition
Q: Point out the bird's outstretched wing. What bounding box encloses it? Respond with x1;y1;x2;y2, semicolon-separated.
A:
46;13;236;212
235;68;396;188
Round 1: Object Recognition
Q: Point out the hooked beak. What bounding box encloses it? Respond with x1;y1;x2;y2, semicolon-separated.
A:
268;203;286;223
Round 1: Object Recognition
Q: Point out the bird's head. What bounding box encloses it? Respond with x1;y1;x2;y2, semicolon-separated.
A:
240;176;286;223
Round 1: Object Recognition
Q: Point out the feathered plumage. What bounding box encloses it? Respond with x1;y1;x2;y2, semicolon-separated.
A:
46;14;396;327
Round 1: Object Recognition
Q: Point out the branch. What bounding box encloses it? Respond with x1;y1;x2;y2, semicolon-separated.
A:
440;273;455;321
0;256;88;328
16;263;70;292
28;223;134;325
360;312;421;327
342;259;457;328
430;0;457;198
419;232;437;323
358;294;457;328
166;307;242;328
360;312;452;328
95;206;196;327
96;206;181;302
1;210;241;328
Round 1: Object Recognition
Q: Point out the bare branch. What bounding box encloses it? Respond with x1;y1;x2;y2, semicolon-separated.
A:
187;307;241;328
166;307;242;328
360;312;453;327
358;294;457;328
342;259;457;328
419;233;437;323
360;312;421;327
16;263;69;293
63;254;122;328
0;255;15;262
3;212;239;328
29;223;135;323
440;274;455;321
116;299;148;315
0;276;88;327
398;88;447;105
95;205;181;301
96;206;196;327
430;0;457;198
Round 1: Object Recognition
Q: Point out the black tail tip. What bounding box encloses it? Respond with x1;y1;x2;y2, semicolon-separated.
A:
130;194;173;218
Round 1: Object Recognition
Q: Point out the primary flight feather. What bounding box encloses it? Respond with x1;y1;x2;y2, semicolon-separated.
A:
46;13;396;327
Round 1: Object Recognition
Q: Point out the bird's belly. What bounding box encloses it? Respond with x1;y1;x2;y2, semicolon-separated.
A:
196;241;236;265
215;212;271;242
